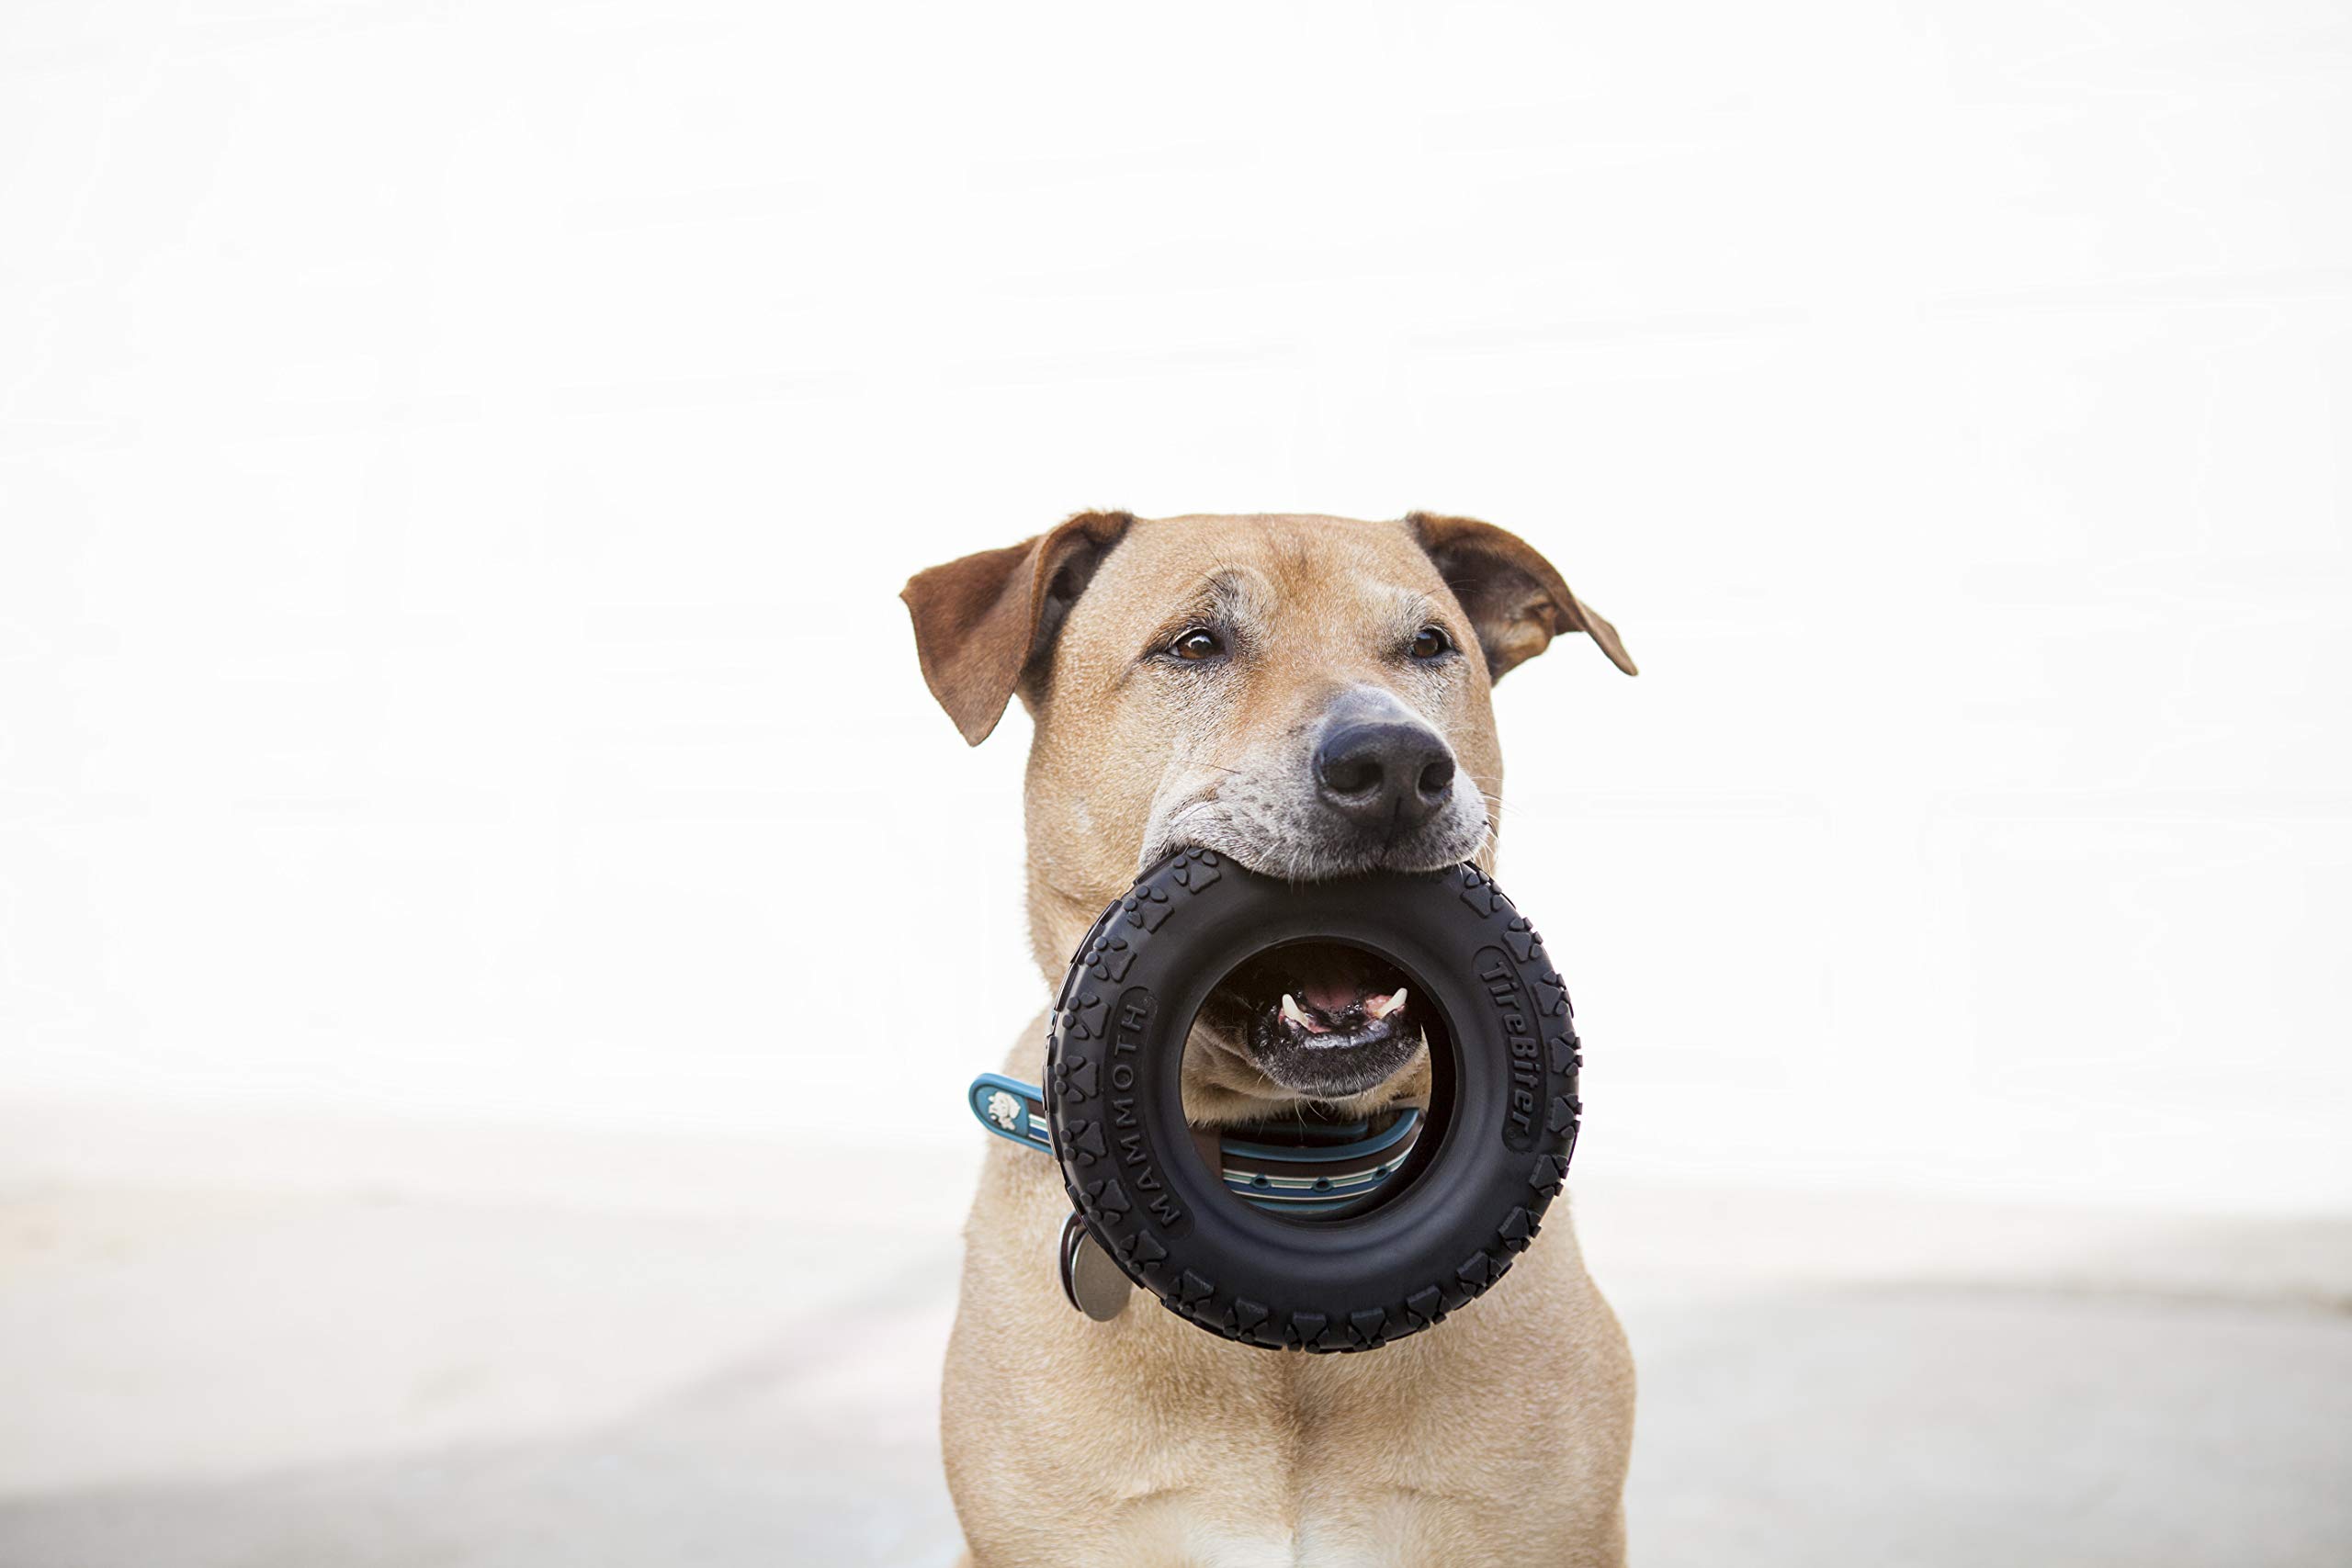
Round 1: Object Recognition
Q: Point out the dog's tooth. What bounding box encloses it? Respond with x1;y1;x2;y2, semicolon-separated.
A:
1281;994;1309;1030
1366;987;1409;1021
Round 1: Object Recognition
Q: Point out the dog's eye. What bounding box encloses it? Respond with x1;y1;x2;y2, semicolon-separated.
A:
1169;627;1225;661
1409;625;1454;660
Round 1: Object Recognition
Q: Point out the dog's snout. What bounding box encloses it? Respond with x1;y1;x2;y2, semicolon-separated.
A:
1314;720;1456;832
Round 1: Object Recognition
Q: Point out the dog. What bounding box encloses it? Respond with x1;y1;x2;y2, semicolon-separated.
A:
902;512;1638;1567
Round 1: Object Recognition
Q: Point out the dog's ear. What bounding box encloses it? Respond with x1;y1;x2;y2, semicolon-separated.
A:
1406;512;1637;682
900;510;1136;744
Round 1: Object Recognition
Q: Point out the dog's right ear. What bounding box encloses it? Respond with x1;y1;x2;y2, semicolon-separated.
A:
900;511;1135;745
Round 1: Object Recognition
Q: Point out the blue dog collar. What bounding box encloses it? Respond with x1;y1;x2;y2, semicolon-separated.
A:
968;1072;1419;1215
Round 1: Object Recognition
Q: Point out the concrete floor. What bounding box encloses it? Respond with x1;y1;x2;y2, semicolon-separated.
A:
3;1102;2347;1567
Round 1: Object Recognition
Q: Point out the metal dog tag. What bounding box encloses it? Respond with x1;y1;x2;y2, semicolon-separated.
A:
1057;1211;1132;1322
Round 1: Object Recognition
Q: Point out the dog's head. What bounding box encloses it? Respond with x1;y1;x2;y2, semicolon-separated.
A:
904;513;1634;1121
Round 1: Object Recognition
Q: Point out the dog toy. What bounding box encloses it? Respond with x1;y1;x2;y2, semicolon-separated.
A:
971;846;1583;1352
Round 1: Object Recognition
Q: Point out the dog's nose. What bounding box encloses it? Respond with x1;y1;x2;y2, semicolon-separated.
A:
1314;721;1457;833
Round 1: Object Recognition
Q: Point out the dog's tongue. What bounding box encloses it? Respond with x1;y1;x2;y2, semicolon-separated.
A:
1287;956;1408;1032
1299;976;1377;1016
1227;941;1415;1039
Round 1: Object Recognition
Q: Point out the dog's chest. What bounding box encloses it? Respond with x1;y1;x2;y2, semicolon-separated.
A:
945;1100;1621;1565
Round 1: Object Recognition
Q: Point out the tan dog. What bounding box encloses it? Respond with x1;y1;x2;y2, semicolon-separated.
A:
903;513;1638;1567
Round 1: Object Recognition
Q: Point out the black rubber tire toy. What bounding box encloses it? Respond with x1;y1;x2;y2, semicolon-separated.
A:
1043;847;1583;1353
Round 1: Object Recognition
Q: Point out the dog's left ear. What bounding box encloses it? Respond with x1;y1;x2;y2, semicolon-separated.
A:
1406;512;1638;682
900;510;1136;745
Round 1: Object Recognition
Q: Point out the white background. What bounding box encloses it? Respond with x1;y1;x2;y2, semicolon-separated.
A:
6;0;2348;1214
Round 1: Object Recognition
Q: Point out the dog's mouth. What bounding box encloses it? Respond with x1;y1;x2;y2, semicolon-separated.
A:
1202;942;1426;1099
